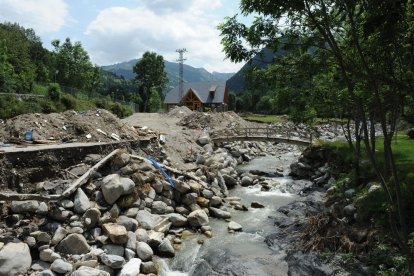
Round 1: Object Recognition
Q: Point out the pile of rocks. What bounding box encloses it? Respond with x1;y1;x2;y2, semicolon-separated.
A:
0;149;239;275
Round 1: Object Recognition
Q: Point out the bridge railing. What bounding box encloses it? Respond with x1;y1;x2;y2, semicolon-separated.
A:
210;127;313;143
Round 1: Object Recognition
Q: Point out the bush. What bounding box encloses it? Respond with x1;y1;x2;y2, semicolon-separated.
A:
109;102;133;118
61;94;77;110
47;83;61;102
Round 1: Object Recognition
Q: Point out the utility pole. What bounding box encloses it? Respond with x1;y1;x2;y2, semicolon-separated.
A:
176;48;187;102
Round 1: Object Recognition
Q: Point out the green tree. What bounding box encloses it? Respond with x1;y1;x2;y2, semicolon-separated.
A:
148;88;162;112
133;52;168;112
0;39;14;92
219;0;414;272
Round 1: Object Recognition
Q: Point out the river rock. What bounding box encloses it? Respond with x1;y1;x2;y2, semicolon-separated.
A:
136;210;163;230
71;266;110;276
135;228;149;243
100;254;125;269
102;244;124;256
140;261;158;274
228;221;242;232
222;174;238;188
31;231;51;243
74;188;91;214
167;213;187;227
56;234;90;255
182;193;198;206
102;223;128;244
209;196;222;207
187;210;209;227
202;189;214;199
157;238;175;257
344;188;355;198
50;259;73;274
82;208;101;229
119;258;141;276
209;207;231;219
101;174;134;205
0;242;31;275
241;176;253;187
343;204;356;217
151;201;168;214
36;270;55;276
11;200;39;213
147;231;164;248
136;242;153;261
198;135;210;145
60;199;74;209
251;201;265;208
173;180;191;193
117;216;138;231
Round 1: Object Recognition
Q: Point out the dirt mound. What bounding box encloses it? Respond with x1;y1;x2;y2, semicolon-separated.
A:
0;109;142;143
167;106;193;118
177;111;251;130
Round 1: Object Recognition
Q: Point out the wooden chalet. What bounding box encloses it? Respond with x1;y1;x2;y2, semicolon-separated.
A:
164;81;229;111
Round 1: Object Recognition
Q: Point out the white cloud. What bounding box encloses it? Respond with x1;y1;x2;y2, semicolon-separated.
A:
85;0;242;73
0;0;69;33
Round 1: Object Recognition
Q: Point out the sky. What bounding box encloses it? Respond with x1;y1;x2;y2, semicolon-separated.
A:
0;0;250;73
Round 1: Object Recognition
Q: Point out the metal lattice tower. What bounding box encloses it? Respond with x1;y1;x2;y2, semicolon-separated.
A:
176;48;187;102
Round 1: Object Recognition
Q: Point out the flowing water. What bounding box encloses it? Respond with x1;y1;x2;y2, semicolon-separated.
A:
158;152;303;276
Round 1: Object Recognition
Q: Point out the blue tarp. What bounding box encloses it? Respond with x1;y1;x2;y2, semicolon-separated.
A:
146;157;175;189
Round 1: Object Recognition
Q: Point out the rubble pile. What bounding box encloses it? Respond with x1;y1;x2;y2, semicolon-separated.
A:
0;138;264;275
0;109;144;144
166;106;193;118
177;111;251;130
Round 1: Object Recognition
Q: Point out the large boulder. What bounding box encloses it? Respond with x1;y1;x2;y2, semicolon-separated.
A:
0;242;31;276
101;174;135;205
136;242;153;261
119;258;141;276
74;188;91;214
187;210;209;227
56;234;90;255
102;223;128;244
209;207;231;219
157;238;175;257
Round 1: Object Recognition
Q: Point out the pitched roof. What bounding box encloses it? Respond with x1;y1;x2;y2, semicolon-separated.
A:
164;81;227;104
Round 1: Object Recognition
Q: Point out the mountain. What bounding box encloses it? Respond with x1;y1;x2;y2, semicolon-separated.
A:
101;59;235;89
226;48;289;94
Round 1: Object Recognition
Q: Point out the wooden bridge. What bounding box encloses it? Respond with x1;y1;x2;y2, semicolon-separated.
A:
210;127;312;146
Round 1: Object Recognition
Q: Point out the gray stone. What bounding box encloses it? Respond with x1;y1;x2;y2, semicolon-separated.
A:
100;254;125;269
82;208;101;229
37;202;49;215
136;242;153;261
182;193;198;206
222;174;238;188
228;221;242;231
117;216;138;232
135;229;149;243
209;196;222;207
102;223;128;244
31;261;49;271
251;201;265;208
167;213;187;227
187;210;209;227
195;154;205;165
11;200;39;213
151;201;168;214
101;174;124;205
344;188;355;198
39;248;57;262
157;238;175;257
175;206;190;215
119;258;141;276
126;231;137;250
74;188;91;214
147;230;164;248
124;248;135;261
344;204;357;217
31;231;51;243
102;244;124;256
202;189;214;199
0;242;31;275
25;236;36;247
209;207;231;219
198;135;210;145
59;199;74;209
135;210;163;230
71;266;110;276
56;234;90;255
120;177;135;195
140;261;157;274
173;180;191;193
36;270;56;276
152;181;163;193
241;176;253;187
50;259;73;274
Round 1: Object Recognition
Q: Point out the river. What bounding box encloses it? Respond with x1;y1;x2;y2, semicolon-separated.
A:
157;150;313;275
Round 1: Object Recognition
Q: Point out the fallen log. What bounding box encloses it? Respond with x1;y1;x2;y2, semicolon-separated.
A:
0;149;120;201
